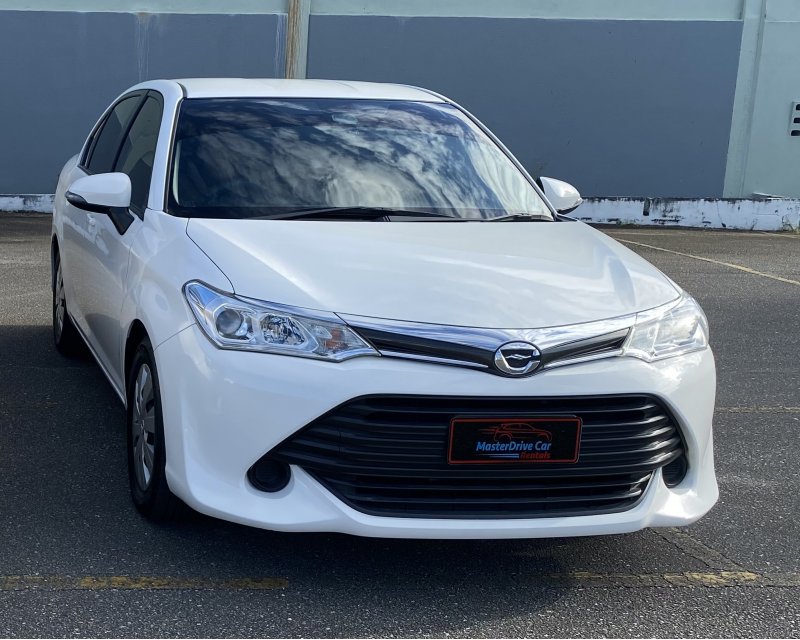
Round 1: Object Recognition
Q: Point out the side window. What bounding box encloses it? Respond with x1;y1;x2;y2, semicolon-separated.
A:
85;96;141;174
114;95;163;213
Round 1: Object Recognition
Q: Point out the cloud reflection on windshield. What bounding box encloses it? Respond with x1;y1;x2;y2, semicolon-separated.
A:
171;99;548;219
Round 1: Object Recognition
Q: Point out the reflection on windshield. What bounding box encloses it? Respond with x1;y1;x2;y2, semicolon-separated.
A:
169;98;550;220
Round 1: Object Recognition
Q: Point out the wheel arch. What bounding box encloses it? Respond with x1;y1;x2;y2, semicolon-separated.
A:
125;320;150;393
50;234;60;289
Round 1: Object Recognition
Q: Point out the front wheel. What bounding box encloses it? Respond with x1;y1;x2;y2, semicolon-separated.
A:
127;339;182;521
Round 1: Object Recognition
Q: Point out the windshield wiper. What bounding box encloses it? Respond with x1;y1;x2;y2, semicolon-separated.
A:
252;207;461;221
487;213;553;222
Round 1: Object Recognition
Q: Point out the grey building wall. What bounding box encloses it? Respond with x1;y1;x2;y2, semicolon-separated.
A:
307;16;743;198
0;11;285;193
5;2;797;202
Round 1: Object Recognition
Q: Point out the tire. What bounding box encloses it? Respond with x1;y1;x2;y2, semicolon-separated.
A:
52;249;84;357
127;338;182;522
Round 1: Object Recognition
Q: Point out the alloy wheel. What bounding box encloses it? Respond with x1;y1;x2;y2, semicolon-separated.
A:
131;364;156;490
54;262;66;339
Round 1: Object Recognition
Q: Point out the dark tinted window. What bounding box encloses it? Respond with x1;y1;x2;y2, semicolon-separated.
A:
86;95;141;174
114;95;162;212
168;98;549;220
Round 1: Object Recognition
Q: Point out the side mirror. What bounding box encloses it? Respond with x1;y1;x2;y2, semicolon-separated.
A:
540;177;583;214
66;173;131;214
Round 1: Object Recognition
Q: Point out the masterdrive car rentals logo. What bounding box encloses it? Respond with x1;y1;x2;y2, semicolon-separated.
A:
475;423;554;460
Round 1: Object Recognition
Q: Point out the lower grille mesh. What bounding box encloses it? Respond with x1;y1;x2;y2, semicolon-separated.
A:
268;395;684;519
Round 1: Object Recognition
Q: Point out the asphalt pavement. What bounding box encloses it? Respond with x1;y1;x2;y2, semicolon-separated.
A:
0;215;798;637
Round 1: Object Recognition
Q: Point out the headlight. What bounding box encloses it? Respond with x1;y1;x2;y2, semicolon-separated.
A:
624;294;709;362
184;281;377;361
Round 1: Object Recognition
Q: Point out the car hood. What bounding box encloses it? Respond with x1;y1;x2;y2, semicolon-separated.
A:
186;219;680;328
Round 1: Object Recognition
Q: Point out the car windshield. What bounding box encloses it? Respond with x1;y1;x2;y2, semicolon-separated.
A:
167;98;552;220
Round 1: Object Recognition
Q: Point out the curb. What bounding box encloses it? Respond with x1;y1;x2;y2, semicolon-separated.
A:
0;194;54;214
3;194;799;231
577;197;800;232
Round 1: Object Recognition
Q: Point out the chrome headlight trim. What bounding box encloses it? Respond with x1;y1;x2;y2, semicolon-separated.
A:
623;294;710;362
183;281;378;362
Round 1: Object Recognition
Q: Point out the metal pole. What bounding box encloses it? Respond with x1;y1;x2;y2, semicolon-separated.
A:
723;0;767;197
285;0;311;79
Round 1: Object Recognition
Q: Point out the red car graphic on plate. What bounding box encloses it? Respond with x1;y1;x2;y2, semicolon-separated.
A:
479;422;553;444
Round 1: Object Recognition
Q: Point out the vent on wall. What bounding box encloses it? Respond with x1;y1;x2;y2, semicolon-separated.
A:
792;102;800;137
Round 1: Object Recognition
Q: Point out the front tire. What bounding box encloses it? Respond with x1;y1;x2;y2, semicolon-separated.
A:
127;339;181;521
52;250;83;356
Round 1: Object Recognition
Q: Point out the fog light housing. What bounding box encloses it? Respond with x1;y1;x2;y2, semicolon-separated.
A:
247;457;291;492
662;454;688;488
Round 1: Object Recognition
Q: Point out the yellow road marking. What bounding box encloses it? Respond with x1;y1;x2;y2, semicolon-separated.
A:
1;572;797;591
653;527;745;572
717;406;800;413
0;575;287;591
618;239;800;287
549;570;777;588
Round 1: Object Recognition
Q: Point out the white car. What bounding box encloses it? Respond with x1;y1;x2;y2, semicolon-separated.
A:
52;79;717;538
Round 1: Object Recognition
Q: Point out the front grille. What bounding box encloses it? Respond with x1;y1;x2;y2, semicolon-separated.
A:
268;395;685;519
342;314;632;377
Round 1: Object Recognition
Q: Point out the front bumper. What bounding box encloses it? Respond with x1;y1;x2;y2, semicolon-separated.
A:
155;324;718;538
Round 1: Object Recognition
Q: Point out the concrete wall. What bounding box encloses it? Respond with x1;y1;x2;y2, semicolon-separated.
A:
308;16;741;198
0;0;799;217
0;11;285;193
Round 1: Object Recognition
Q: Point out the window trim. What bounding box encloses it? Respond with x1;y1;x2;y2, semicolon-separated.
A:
162;95;184;214
79;90;147;174
112;90;164;217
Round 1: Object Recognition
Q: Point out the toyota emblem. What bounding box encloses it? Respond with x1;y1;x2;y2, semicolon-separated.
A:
493;341;542;376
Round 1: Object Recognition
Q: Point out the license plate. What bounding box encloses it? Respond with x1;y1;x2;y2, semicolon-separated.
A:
447;416;582;464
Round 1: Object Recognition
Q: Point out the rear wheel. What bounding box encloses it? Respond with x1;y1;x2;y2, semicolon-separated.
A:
52;250;83;356
127;339;182;521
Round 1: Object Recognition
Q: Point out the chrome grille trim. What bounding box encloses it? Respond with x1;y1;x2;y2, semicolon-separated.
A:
543;348;626;370
378;350;489;371
339;313;634;375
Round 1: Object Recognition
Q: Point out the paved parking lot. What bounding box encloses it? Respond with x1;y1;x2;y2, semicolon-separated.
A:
0;214;798;637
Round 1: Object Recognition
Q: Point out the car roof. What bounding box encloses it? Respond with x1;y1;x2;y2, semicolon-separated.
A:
169;78;445;102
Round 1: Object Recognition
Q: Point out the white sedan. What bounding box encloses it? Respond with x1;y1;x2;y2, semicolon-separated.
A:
52;79;717;538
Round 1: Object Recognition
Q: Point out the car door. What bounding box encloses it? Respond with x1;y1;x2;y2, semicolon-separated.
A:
77;92;165;388
62;92;144;332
